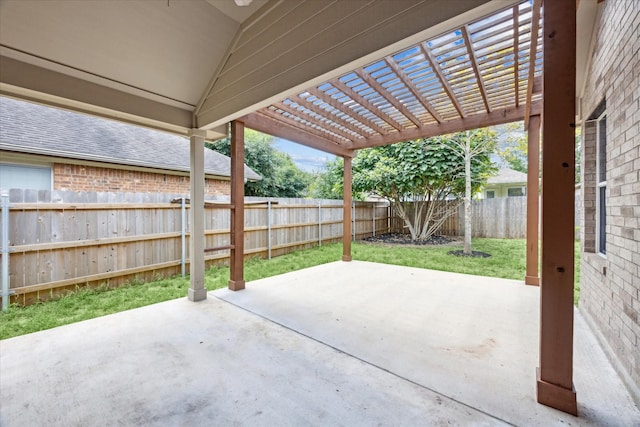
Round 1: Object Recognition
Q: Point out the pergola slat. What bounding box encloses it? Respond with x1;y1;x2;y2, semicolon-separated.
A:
524;0;542;129
421;43;466;119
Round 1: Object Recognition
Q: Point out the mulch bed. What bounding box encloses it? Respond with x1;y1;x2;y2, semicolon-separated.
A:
362;233;459;246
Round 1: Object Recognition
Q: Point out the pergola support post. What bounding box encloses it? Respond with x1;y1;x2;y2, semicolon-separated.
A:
188;128;207;302
537;0;577;415
342;155;352;262
525;114;541;286
228;120;245;291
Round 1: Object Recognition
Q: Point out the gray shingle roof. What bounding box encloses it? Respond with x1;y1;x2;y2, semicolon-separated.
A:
0;97;260;181
487;168;527;184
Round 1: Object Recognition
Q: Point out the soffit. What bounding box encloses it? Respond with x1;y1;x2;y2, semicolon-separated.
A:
241;0;544;156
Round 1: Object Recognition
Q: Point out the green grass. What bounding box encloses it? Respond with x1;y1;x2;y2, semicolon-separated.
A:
0;238;581;339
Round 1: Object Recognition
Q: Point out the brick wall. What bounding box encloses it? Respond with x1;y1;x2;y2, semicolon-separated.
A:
580;0;639;405
53;163;230;196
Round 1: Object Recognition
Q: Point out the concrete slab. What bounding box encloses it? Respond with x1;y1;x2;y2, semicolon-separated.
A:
215;261;640;426
1;261;638;426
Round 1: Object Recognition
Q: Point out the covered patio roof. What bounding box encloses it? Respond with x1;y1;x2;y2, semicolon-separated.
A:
242;0;543;155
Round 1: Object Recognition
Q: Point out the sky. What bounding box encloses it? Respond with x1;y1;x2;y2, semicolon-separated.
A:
273;138;335;173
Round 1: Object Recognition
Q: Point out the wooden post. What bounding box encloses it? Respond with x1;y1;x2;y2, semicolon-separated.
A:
188;129;207;302
537;0;577;415
525;115;541;286
229;121;245;291
342;155;352;261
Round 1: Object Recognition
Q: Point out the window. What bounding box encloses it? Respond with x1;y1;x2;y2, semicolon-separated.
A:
507;187;525;197
0;163;52;191
486;190;495;199
596;112;606;255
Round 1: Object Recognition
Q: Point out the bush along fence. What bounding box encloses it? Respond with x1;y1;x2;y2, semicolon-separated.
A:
389;197;528;239
0;189;390;306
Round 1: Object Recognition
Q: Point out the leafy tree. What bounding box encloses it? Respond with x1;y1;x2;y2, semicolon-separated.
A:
352;131;496;241
207;129;311;197
443;129;498;254
495;122;528;173
307;157;346;200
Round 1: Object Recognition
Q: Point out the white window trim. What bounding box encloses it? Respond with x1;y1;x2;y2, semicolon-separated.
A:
595;111;606;257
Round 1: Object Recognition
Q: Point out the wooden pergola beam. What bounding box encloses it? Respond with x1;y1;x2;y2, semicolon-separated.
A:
461;25;491;113
228;120;245;291
330;78;405;132
524;0;542;129
537;0;577;415
342;155;353;262
241;112;354;157
306;87;390;136
352;101;541;149
260;107;350;148
525;114;540;286
354;68;424;129
274;100;358;143
383;56;443;123
421;43;466;118
513;5;520;107
290;94;369;141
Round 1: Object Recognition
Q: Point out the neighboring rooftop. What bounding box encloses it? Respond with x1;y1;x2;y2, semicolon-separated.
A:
487;168;527;185
0;97;260;181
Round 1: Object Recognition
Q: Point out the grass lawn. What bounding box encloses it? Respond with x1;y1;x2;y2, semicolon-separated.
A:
0;238;581;339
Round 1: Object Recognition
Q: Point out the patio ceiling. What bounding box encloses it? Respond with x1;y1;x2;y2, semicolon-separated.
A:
241;0;543;156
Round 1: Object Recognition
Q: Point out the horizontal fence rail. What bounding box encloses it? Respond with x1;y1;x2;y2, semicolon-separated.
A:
1;190;390;305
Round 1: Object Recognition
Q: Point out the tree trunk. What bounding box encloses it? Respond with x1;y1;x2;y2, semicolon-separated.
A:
464;132;472;255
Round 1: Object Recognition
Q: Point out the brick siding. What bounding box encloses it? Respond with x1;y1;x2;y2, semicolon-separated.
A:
580;0;639;404
53;163;230;196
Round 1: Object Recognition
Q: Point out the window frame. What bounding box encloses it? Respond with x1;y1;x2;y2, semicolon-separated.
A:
595;111;607;256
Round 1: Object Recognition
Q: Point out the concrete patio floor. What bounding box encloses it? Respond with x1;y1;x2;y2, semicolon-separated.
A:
1;261;638;426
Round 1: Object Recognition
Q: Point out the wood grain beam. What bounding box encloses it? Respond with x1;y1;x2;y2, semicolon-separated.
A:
261;107;350;147
290;94;369;140
306;87;389;136
274;100;358;142
354;68;424;129
513;5;520;107
228;120;245;291
421;43;466;118
330;78;404;132
352;101;541;149
241;112;354;157
383;56;443;123
461;25;491;113
524;0;542;129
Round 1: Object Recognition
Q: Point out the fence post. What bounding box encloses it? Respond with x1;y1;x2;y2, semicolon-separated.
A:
1;192;11;311
267;200;272;259
372;204;376;237
318;202;322;247
352;201;356;241
181;197;186;277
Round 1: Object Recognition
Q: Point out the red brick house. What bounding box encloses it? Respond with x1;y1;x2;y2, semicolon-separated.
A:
0;97;260;194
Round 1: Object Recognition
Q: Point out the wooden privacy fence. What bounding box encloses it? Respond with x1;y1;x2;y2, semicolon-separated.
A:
390;197;527;238
0;190;389;305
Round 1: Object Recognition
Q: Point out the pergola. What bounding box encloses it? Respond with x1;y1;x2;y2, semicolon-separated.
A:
0;0;591;416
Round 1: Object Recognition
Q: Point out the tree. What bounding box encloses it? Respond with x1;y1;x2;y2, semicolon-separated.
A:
207;129;312;197
495;122;528;173
443;129;498;255
352;133;496;241
307;157;345;200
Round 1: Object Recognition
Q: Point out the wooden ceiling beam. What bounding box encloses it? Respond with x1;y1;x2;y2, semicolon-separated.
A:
421;42;466;119
524;0;542;129
383;56;443;123
290;94;370;140
274;100;358;142
240;112;354;157
513;5;520;107
461;25;492;113
261;107;351;147
352;100;542;150
306;87;389;136
354;68;424;129
330;78;405;132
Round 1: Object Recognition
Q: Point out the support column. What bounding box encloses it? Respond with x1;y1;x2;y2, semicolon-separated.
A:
525;115;541;286
188;129;207;302
229;121;245;291
342;155;352;262
537;0;577;415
